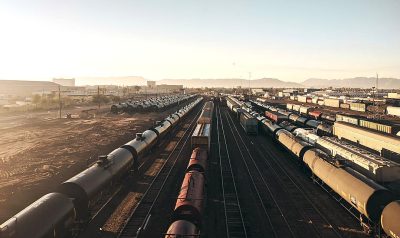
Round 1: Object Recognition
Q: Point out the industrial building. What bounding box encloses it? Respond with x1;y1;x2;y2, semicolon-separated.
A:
0;80;60;97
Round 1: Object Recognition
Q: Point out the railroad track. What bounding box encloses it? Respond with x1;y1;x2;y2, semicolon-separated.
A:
222;109;293;237
215;104;248;238
118;105;203;238
253;137;344;238
225;109;344;238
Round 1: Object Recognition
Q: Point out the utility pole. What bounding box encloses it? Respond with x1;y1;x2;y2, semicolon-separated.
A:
58;85;62;119
97;85;100;109
376;73;379;101
248;72;251;95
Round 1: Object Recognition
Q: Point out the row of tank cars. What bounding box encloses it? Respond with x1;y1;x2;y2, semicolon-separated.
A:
225;95;400;238
165;101;213;237
0;96;203;238
111;94;194;114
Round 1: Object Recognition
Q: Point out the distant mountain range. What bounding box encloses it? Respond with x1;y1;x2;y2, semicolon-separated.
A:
302;77;400;89
160;77;400;89
158;78;303;88
74;76;400;89
76;76;146;86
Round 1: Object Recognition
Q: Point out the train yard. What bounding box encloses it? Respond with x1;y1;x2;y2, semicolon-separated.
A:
0;94;399;238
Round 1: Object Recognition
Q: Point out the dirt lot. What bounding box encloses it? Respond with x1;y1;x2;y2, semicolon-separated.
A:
0;105;183;223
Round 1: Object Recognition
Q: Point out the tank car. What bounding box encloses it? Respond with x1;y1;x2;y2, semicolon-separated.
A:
316;123;332;136
126;103;138;114
303;149;395;222
381;200;400;238
0;193;76;238
186;148;207;173
172;171;205;226
295;116;309;126
58;148;134;219
110;103;127;114
260;118;283;136
122;130;158;161
164;220;198;238
305;120;321;129
276;129;313;159
151;120;172;139
165;114;180;127
279;121;298;132
288;114;300;123
176;109;186;119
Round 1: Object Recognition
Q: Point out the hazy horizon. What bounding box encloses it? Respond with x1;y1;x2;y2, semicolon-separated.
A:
1;0;399;83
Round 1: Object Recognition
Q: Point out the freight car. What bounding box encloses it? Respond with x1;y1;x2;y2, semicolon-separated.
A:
0;193;76;238
278;121;298;132
245;107;400;237
336;114;359;125
303;149;395;228
276;129;313;159
293;128;319;145
359;119;400;135
316;123;333;136
305;119;321;129
226;97;240;112
57;148;136;219
172;171;205;225
191;123;211;152
320;113;336;123
110;103;128;114
335;114;400;135
164;147;207;238
381;200;400;238
198;101;214;124
240;112;258;135
324;98;341;108
333;121;400;162
259;118;283;137
186;147;207;173
0;97;204;238
265;111;288;123
111;94;195;114
308;111;322;120
315;136;400;182
299;106;312;115
350;102;367;112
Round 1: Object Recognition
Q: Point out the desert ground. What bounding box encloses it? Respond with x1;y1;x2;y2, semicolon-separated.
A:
0;105;180;223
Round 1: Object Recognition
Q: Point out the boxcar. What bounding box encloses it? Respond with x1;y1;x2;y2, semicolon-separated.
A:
336;114;359;125
265;111;288;123
350;102;367;112
240;112;258;135
359;119;400;135
324;98;341;108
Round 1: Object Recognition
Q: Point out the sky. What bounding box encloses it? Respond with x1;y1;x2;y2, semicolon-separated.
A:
0;0;399;83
